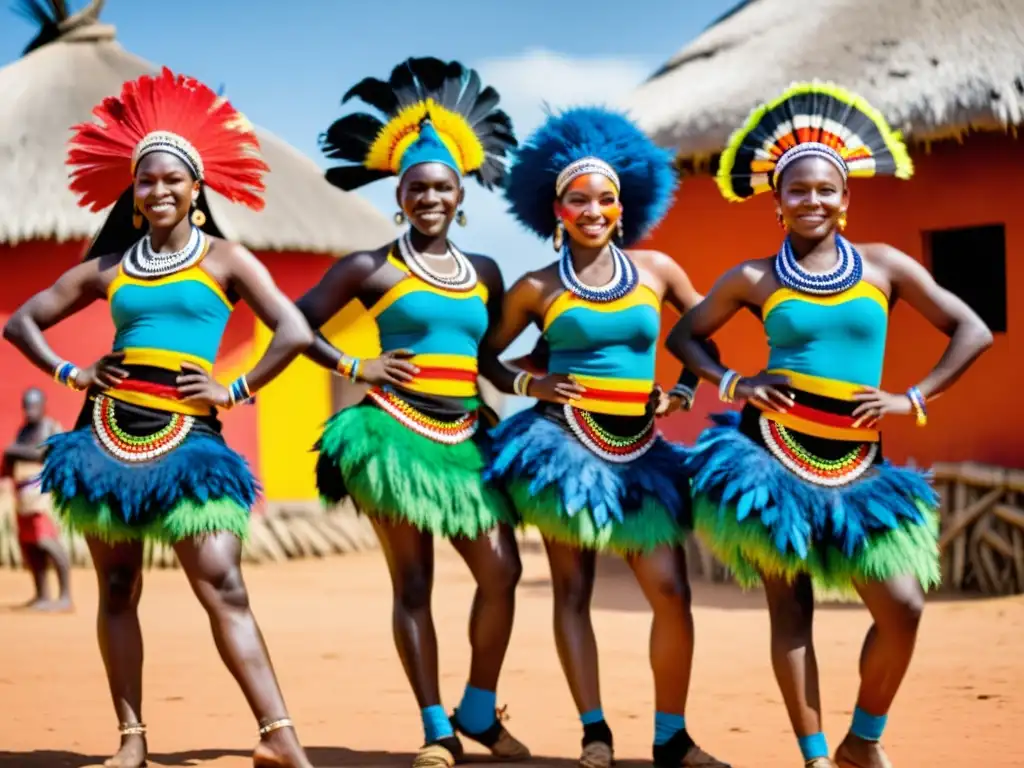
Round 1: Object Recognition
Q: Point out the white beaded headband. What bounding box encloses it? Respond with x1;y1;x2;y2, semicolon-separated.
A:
131;130;204;180
772;142;848;187
555;157;620;196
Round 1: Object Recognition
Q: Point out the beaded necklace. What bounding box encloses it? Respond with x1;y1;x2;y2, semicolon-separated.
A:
397;231;477;292
123;225;207;279
558;242;638;302
774;234;863;296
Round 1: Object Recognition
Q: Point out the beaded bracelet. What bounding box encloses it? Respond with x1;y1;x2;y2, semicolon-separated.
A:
336;355;361;383
719;370;741;403
227;375;254;408
53;360;85;391
513;370;534;397
906;386;927;426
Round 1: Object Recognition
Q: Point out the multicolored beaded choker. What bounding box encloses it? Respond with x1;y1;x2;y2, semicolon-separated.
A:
92;394;194;462
774;234;862;296
563;404;656;463
759;415;877;487
367;387;478;445
559;243;638;303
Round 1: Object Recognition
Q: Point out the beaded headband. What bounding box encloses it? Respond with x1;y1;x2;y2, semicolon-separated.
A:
131;131;204;180
555;157;621;197
772;142;848;187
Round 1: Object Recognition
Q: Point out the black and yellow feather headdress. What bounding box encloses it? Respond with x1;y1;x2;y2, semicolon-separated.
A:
716;81;914;202
320;57;516;191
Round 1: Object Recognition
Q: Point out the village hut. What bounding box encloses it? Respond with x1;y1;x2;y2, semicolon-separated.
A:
624;0;1024;469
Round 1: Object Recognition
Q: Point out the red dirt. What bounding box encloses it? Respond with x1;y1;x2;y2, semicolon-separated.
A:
1;541;1020;767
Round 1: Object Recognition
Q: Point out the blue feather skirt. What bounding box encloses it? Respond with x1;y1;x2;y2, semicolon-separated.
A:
40;393;257;544
484;402;691;554
687;405;940;592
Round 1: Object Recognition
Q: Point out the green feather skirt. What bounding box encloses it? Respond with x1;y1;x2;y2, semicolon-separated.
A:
315;403;515;540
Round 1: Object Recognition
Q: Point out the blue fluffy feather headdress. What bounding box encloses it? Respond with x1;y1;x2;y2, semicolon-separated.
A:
503;106;677;247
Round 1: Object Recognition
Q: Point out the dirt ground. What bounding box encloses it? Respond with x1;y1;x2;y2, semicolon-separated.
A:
0;541;1020;767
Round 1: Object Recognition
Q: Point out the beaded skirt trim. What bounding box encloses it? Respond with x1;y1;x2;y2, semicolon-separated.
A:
759;414;877;487
367;387;478;445
92;394;194;462
563;403;656;463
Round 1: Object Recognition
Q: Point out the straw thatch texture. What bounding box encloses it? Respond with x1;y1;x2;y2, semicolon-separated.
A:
0;11;396;250
625;0;1024;160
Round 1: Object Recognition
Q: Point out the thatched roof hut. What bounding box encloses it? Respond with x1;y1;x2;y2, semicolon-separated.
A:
620;0;1024;472
625;0;1024;163
0;0;396;249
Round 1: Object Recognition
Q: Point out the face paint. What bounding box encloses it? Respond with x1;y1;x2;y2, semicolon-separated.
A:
556;173;622;247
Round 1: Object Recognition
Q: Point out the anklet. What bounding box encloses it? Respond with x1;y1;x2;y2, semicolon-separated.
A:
119;722;146;736
259;718;293;736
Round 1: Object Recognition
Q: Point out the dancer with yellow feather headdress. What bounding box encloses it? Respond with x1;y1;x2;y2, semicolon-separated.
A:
296;58;528;768
668;82;993;768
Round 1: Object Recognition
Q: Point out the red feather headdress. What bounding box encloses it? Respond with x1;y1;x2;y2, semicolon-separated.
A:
67;67;269;212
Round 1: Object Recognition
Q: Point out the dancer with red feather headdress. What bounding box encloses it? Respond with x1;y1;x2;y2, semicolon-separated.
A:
3;68;316;768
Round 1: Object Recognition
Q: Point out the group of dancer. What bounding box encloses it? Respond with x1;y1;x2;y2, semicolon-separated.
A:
1;56;991;768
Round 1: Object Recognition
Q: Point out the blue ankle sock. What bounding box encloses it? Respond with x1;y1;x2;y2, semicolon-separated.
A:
851;707;888;741
580;708;605;726
798;732;829;761
654;712;686;746
455;685;497;734
421;705;454;743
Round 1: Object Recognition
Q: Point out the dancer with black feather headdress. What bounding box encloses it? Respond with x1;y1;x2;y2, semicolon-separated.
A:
296;57;528;768
480;107;729;768
667;82;993;768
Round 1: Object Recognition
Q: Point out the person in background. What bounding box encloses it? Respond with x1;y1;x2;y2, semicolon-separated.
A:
1;387;72;610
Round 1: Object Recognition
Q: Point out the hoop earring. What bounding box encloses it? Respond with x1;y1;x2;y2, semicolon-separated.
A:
776;210;786;230
132;205;142;230
456;210;467;227
838;212;848;231
552;220;564;251
394;211;406;226
191;206;206;227
616;217;624;240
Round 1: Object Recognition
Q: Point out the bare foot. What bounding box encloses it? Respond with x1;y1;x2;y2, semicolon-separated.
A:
103;734;147;768
253;727;314;768
835;734;893;768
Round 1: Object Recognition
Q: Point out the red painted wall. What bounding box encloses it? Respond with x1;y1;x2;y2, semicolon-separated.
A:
650;132;1022;468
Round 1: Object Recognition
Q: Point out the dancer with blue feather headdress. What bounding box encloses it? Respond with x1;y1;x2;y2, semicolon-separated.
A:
480;106;729;768
666;82;993;768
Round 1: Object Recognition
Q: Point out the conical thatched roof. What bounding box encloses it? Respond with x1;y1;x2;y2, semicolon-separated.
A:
0;0;397;250
624;0;1024;161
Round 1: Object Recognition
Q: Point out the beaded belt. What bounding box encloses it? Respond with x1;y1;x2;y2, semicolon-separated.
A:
92;394;194;463
563;403;656;463
366;387;478;445
759;414;877;487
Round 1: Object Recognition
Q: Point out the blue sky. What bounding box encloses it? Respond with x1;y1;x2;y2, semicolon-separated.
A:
1;0;738;352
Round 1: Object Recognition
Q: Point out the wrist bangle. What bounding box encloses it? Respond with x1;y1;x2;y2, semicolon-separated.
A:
227;375;254;409
669;382;696;410
513;370;534;397
719;370;740;403
54;360;85;391
906;386;927;426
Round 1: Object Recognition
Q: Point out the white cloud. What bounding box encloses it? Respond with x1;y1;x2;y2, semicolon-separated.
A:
476;49;653;136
